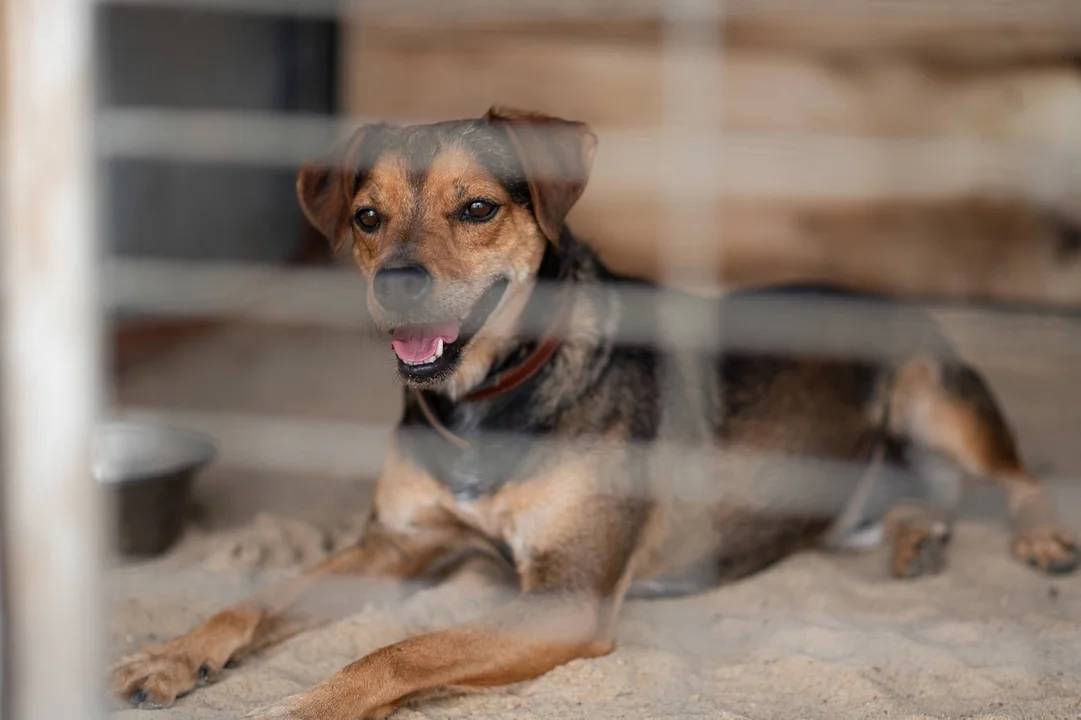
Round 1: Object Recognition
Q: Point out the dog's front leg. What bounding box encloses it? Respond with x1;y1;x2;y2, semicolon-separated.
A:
110;446;470;708
246;591;613;720
245;492;651;720
109;519;462;708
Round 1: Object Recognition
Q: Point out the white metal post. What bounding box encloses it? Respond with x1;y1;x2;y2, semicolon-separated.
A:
657;0;724;500
1;0;104;719
660;0;724;295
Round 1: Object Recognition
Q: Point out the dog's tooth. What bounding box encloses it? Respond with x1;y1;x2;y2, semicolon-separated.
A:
434;338;444;358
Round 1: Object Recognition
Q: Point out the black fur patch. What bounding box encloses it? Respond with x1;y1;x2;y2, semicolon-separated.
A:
457;122;532;210
347;120;533;218
395;233;662;500
1052;213;1081;261
938;363;1019;468
350;123;391;195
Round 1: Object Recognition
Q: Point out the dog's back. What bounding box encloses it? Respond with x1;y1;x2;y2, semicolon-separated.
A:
530;242;1067;593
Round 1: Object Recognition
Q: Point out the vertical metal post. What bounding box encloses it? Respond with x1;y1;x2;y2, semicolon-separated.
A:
1;0;104;719
660;0;724;295
658;0;724;481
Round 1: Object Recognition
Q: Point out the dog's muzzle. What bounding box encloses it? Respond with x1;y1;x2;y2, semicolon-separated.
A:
372;264;432;314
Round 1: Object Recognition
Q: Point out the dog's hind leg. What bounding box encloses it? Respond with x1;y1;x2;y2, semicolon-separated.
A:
886;358;1079;575
880;445;967;578
821;441;958;578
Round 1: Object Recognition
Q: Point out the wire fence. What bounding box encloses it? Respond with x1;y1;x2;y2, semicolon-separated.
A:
4;0;1081;718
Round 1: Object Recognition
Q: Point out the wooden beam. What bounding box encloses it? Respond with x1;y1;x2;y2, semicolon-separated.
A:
340;0;1081;63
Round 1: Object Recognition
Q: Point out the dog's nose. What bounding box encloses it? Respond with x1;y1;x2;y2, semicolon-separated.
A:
372;265;433;312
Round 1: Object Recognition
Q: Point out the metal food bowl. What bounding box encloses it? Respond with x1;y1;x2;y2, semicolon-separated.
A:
93;420;217;558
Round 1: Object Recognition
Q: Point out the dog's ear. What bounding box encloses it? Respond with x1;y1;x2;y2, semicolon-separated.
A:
296;128;370;253
484;106;598;244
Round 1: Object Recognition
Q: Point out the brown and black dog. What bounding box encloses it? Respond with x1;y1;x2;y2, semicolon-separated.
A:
110;107;1078;719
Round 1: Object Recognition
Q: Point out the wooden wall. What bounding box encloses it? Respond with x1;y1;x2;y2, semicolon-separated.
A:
339;5;1081;306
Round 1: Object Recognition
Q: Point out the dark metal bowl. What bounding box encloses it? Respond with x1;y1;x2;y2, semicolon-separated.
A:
93;420;217;558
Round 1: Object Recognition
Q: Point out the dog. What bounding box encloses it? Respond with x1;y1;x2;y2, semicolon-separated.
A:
109;107;1079;720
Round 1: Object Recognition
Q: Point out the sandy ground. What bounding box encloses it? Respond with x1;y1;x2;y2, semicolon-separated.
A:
106;320;1081;720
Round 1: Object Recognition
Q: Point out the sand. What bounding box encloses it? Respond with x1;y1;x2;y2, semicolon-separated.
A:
106;321;1081;720
106;506;1081;720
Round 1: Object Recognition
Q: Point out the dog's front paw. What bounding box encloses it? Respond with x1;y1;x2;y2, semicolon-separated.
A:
109;641;219;708
889;515;952;579
1013;526;1079;575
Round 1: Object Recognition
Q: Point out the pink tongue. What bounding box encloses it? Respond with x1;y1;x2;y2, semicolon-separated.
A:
390;323;460;363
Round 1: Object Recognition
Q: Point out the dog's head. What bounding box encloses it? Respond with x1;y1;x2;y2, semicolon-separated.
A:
297;107;597;394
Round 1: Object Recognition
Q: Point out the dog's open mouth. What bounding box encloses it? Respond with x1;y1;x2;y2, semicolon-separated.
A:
391;322;460;368
388;278;509;381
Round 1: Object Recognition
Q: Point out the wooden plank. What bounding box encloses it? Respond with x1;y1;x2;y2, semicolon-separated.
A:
335;30;1081;307
341;42;1081;205
571;197;1081;309
344;37;1081;141
97;0;1081;60
341;0;1081;62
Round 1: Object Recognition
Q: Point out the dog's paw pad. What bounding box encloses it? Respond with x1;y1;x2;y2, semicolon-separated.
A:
108;645;217;708
1014;528;1079;575
890;521;951;579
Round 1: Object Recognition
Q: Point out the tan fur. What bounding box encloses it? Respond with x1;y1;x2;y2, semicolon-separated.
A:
112;109;1078;719
886;358;1076;571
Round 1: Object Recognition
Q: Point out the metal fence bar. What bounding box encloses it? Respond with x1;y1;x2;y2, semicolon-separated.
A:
1;0;104;719
107;258;367;327
653;0;724;497
118;408;392;478
658;3;724;347
115;407;1081;522
98;108;1081;201
105;259;1081;358
659;0;723;293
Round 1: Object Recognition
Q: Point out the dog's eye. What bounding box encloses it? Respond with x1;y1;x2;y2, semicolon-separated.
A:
460;200;499;222
354;208;381;232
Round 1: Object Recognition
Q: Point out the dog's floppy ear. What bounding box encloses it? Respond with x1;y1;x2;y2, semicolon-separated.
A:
484;106;598;244
296;128;370;253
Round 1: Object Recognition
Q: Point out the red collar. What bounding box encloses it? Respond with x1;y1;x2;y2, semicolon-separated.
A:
413;286;575;450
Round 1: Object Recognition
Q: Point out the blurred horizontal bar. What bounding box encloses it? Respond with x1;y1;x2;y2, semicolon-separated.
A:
107;258;1081;359
119;407;391;477
115;406;1078;524
108;258;367;326
114;406;886;516
97;108;1080;200
98;109;348;166
98;0;1080;25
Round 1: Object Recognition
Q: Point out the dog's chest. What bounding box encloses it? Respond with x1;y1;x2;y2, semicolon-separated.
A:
397;401;537;502
439;445;511;501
